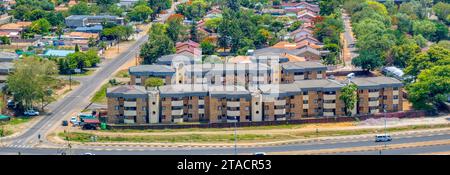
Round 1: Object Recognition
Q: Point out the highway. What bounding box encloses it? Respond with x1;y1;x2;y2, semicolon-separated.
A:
1;130;449;155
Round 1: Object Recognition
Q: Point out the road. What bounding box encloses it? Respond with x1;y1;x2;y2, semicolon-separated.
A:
335;11;359;72
1;129;449;155
0;2;179;149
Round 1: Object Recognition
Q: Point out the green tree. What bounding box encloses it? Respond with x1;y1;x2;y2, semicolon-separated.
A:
0;36;11;45
140;33;175;64
405;45;450;79
30;18;51;35
200;40;216;55
339;84;358;116
128;4;153;22
352;50;384;71
69;1;91;15
144;77;164;87
412;20;437;40
407;65;450;110
6;57;58;110
166;14;186;42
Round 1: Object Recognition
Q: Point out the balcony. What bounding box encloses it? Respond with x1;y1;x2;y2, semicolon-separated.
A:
274;109;286;115
227;101;240;107
294;75;305;81
393;90;399;96
303;104;309;109
171;109;183;116
135;78;141;84
368;101;379;107
198;109;205;114
393;99;399;104
303;96;309;100
369;92;379;98
323;112;334;117
198;100;205;105
124;110;136;116
124;101;136;107
171;100;184;106
227;110;240;117
323;103;336;109
274;100;286;106
323;94;336;100
370;109;379;114
173;118;184;123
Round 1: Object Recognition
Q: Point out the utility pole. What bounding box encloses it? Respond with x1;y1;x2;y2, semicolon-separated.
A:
234;117;237;155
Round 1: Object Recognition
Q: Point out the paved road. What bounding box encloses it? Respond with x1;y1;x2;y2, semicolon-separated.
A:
1;130;449;155
0;1;179;150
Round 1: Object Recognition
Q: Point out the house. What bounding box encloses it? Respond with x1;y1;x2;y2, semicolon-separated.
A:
175;40;202;57
0;21;31;33
118;0;140;8
65;15;125;28
0;52;18;62
74;25;103;33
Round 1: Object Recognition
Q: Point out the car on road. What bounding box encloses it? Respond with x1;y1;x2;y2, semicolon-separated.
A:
83;153;95;155
7;99;15;108
375;134;392;142
253;152;266;155
62;120;68;126
24;109;39;116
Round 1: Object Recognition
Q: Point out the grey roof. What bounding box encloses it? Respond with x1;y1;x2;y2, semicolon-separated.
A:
350;76;403;89
156;53;200;65
0;52;19;62
0;62;14;74
253;48;298;57
257;84;302;97
294;79;344;91
159;84;209;97
209;85;251;99
128;65;175;76
281;61;327;72
106;85;148;98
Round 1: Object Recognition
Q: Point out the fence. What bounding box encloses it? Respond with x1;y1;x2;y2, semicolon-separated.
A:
106;110;427;130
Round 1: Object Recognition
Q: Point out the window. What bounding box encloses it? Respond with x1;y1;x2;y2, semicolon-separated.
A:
142;107;146;111
115;106;119;110
162;115;166;120
199;105;205;109
294;72;304;75
245;107;249;111
393;95;399;99
393;87;399;90
303;100;308;104
393;104;399;110
317;71;322;74
162;107;166;110
314;99;318;104
303;109;308;113
303;91;308;95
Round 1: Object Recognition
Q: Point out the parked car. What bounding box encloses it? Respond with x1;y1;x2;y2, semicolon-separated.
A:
375;134;392;142
83;153;95;155
7;100;15;108
24;109;39;116
70;117;77;124
62;120;68;126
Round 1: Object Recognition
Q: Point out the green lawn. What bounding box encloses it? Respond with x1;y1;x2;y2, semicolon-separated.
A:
0;117;33;137
90;83;113;104
72;69;95;77
60;123;450;144
115;69;130;78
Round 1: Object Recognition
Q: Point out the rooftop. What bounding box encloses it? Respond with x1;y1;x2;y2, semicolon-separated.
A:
44;49;75;57
350;76;403;89
106;85;148;98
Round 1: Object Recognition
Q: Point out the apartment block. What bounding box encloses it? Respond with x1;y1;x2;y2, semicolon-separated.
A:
351;77;404;115
129;65;177;86
106;86;149;124
281;62;327;83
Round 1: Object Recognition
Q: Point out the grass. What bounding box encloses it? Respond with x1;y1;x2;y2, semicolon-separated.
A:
59;123;450;144
0;117;33;137
115;69;130;78
90;82;113;104
72;69;95;77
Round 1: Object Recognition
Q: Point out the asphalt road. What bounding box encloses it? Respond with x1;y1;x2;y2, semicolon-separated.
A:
1;130;449;155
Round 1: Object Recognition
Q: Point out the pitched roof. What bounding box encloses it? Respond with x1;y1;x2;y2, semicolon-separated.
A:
0;22;32;30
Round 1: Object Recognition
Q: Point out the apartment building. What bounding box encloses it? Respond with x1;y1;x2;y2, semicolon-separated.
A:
129;65;177;86
281;62;327;83
106;85;149;124
351;77;404;115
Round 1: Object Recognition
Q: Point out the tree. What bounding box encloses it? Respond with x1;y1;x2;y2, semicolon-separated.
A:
412;20;437;40
432;2;450;22
200;40;215;55
407;65;450;110
0;36;11;45
128;4;153;22
322;43;340;65
339;84;358;116
69;1;91;15
166;14;186;42
30;18;51;35
148;0;172;18
352;50;384;71
405;45;450;79
7;57;58;110
388;42;420;68
75;44;80;52
145;77;164;87
140;33;175;64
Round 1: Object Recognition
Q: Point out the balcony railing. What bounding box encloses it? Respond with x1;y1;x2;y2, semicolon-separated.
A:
323;103;336;109
227;110;240;117
124;101;136;107
124;110;137;116
323;94;336;100
323;112;334;117
171;109;183;116
274;109;286;115
274;99;286;106
369;92;379;98
171;100;184;106
227;101;240;107
368;101;379;107
303;104;309;109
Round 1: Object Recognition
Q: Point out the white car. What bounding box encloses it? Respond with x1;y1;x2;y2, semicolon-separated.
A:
70;117;78;124
83;153;95;155
24;110;39;116
253;152;266;155
375;134;392;142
